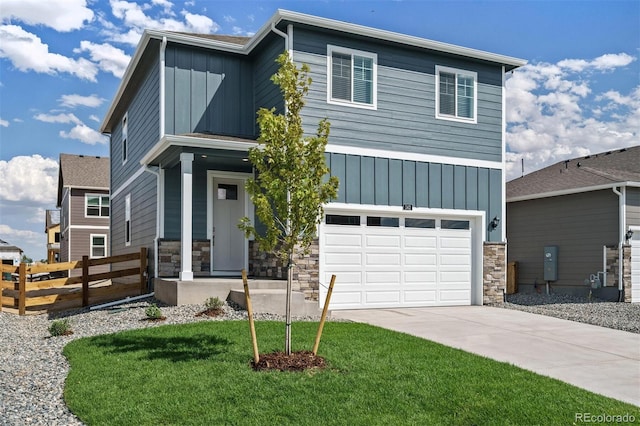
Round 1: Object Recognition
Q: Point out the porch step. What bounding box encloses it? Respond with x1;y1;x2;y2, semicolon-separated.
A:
228;288;321;317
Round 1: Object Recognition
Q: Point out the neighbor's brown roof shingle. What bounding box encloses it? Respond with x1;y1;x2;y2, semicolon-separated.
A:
57;154;110;206
507;145;640;200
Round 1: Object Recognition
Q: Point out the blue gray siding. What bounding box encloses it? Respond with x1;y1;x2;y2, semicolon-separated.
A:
326;152;503;241
293;27;504;162
164;44;254;137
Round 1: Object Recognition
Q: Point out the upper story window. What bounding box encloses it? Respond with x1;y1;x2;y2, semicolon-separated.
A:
90;234;107;258
86;194;110;217
327;45;377;110
122;113;128;164
435;65;477;124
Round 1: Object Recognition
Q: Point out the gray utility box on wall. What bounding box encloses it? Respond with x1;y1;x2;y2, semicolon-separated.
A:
544;245;558;281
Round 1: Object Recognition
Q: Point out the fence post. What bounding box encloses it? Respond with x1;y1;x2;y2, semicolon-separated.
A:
82;255;89;307
139;247;148;295
18;263;26;315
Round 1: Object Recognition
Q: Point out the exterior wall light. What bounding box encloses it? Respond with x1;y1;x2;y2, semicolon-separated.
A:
625;230;634;241
490;216;500;230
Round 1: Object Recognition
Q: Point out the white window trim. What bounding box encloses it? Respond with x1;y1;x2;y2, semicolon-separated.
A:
125;193;131;247
327;45;377;110
122;112;128;165
85;193;110;218
90;234;107;259
435;65;478;124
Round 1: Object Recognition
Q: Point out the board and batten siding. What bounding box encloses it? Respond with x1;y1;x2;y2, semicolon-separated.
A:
626;187;640;227
292;27;505;163
164;44;254;138
253;33;286;125
506;190;619;288
326;152;503;241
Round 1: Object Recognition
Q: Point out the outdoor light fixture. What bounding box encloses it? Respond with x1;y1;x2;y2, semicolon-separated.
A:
626;230;634;241
490;216;500;230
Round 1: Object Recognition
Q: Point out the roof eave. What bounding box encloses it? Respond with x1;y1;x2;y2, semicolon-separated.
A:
507;181;640;202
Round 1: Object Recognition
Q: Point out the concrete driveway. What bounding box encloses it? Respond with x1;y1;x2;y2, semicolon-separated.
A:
331;306;640;407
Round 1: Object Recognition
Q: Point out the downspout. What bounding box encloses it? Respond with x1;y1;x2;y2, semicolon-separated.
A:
159;36;167;139
144;166;161;280
612;186;625;300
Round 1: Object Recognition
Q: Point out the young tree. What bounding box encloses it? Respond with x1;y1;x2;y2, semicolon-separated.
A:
239;52;339;355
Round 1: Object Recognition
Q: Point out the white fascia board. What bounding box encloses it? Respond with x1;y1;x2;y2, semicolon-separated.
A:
140;135;258;166
326;144;503;170
507;181;640;203
64;184;109;191
275;10;527;69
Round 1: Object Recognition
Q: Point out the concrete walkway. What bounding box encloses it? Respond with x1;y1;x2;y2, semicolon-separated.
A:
331;306;640;407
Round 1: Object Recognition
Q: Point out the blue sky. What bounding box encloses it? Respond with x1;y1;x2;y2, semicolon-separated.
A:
1;0;639;261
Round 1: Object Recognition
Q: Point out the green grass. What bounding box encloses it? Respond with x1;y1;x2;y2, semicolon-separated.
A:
63;321;639;426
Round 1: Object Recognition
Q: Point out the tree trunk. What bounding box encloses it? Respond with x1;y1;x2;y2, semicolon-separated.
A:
285;254;293;355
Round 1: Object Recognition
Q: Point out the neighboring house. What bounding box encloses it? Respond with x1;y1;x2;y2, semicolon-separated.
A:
57;154;110;266
0;238;23;266
506;146;640;302
45;209;61;263
100;10;525;309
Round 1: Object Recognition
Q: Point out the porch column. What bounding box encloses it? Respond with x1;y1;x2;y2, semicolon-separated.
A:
179;153;194;281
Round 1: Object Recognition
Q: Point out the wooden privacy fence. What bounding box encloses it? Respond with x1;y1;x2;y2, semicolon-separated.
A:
0;248;147;315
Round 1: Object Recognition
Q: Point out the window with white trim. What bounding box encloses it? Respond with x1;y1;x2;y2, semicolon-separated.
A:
327;45;377;109
435;66;477;123
125;194;131;246
90;234;107;258
86;194;110;217
122;113;128;164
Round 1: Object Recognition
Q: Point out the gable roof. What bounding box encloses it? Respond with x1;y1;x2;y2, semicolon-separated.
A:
507;145;640;201
0;238;23;254
57;154;110;207
45;209;60;231
101;9;526;133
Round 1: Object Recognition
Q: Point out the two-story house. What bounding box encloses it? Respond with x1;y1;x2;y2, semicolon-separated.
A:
57;154;110;266
45;209;61;263
100;10;525;310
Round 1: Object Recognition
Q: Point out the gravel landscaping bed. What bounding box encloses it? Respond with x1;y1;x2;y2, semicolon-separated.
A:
0;298;321;426
1;294;638;425
502;293;640;334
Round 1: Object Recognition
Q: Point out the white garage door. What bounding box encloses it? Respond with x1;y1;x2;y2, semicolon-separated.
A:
631;231;640;303
320;212;473;309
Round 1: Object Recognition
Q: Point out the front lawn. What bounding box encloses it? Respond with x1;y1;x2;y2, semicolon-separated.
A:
63;321;638;425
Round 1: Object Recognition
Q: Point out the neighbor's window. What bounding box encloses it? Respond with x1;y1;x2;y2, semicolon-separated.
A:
125;194;131;246
90;234;107;258
328;45;377;109
436;65;477;123
122;113;128;164
86;195;110;217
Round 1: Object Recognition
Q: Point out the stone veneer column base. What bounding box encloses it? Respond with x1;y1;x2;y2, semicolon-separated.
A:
249;240;320;301
483;242;506;305
158;239;210;277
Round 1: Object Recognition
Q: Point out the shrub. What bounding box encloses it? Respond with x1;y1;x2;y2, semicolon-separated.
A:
204;297;224;311
145;304;163;319
49;318;72;337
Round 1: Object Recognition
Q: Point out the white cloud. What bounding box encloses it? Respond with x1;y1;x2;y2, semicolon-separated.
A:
0;155;58;203
0;118;8;127
0;25;98;81
505;53;639;180
60;124;108;145
0;224;44;260
59;94;105;108
74;41;130;78
34;112;82;125
89;114;100;122
106;0;220;46
0;0;94;32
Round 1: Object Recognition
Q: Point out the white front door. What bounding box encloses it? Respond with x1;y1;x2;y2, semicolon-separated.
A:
212;177;246;273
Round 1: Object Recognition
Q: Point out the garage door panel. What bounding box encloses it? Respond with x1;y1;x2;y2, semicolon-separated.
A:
440;254;471;266
366;234;401;247
325;233;362;247
404;271;437;284
439;290;471;303
366;253;401;266
404;290;437;302
366;291;400;303
440;271;471;283
331;292;363;306
404;253;437;265
325;271;361;285
365;271;401;284
325;252;362;266
404;235;437;248
440;235;471;249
